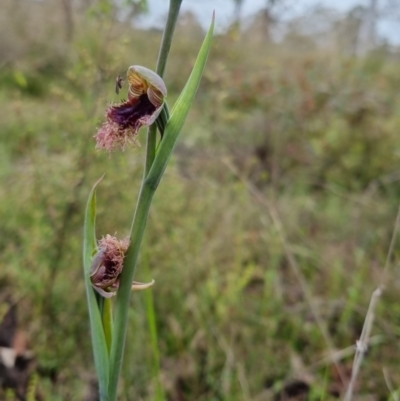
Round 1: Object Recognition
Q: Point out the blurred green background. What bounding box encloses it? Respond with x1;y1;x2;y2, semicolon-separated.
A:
1;0;400;400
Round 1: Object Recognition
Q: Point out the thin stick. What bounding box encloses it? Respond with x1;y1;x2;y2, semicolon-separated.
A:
343;287;382;401
343;203;400;401
310;335;382;369
145;0;183;176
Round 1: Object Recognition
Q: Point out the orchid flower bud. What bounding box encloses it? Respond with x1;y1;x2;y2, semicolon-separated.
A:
95;66;167;152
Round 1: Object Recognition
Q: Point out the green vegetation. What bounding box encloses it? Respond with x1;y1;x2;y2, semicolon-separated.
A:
1;2;400;400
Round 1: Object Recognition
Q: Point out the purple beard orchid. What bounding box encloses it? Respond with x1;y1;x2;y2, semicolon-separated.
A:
90;235;154;298
95;65;167;152
90;235;130;298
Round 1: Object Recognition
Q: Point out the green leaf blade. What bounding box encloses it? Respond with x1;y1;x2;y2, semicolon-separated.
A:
83;176;110;400
146;13;215;188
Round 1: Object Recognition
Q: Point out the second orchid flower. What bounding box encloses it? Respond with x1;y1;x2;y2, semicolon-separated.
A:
95;66;167;152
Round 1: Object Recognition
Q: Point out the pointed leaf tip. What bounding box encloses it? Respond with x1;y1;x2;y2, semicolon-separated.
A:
146;11;215;188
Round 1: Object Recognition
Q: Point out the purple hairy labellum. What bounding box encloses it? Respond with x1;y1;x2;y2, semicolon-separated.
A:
95;66;167;152
90;235;130;298
90;235;155;297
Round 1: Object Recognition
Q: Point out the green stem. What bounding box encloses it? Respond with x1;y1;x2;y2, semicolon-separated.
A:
102;298;113;355
144;0;182;175
143;255;165;401
144;124;158;176
156;0;183;78
108;179;155;401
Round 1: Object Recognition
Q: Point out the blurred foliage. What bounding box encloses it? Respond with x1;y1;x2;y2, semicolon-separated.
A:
1;1;400;400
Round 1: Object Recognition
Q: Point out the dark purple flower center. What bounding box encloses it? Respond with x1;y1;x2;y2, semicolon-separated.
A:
103;258;119;281
108;94;156;130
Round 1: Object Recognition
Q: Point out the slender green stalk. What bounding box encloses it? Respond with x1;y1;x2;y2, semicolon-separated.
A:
108;180;154;401
146;105;170;175
156;0;183;78
144;256;165;401
102;298;113;355
145;0;182;176
144;124;157;176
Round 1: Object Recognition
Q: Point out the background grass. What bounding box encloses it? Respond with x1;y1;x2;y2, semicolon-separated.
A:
1;1;400;400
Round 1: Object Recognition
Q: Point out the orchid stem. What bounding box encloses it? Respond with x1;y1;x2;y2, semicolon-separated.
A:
145;0;182;176
156;0;183;78
108;181;154;401
145;125;158;176
102;298;113;355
